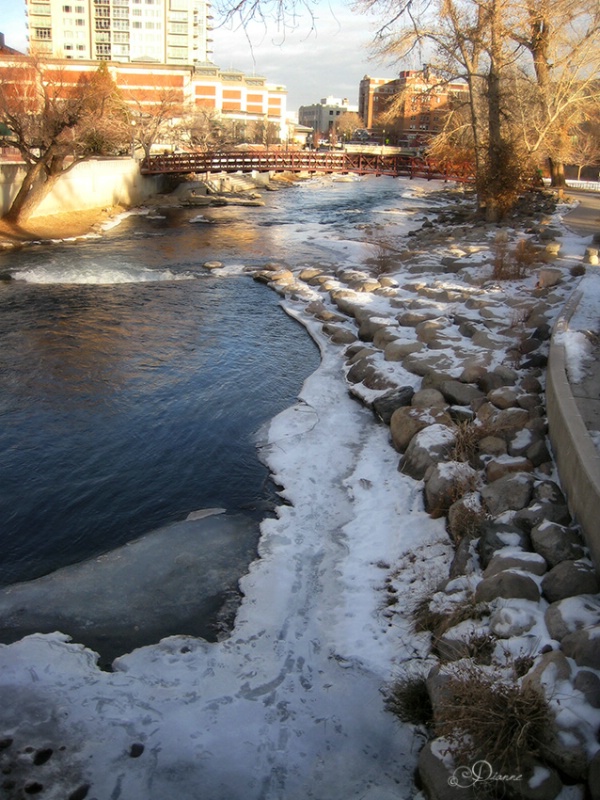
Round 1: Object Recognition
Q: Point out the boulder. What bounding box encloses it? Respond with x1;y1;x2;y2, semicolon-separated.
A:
358;315;398;342
515;759;563;800
412;388;447;408
439;380;485;406
346;357;395;391
485;457;534;483
373;327;401;349
488;387;520;409
447;493;484;543
589;750;600;800
477;435;507;459
541;560;600;603
322;323;356;344
526;440;552;467
403;351;454;376
484;550;547;578
545;595;600;642
561;625;600;670
573;670;600;709
481;472;535;516
534;481;567;506
513;501;572;532
400;423;456;480
490;407;532;436
424;461;479;517
474;571;540;603
389;406;453;453
489;601;539;637
530;522;586;567
507;428;536;458
372;386;415;424
418;739;475;800
523;651;572;693
384;339;424;361
478;522;531;568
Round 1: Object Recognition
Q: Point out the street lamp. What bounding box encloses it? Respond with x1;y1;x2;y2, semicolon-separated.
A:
130;120;137;160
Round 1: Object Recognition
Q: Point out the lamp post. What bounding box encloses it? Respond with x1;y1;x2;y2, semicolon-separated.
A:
130;120;137;160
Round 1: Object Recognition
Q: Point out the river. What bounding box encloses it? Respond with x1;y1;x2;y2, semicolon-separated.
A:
0;174;424;657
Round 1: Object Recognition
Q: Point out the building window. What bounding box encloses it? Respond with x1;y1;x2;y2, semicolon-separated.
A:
34;28;52;39
62;5;72;11
132;20;142;27
75;18;85;25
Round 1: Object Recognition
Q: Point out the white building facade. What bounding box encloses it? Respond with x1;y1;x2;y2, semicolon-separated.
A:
25;0;212;65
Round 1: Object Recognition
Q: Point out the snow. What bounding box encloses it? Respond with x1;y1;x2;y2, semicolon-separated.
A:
2;178;600;797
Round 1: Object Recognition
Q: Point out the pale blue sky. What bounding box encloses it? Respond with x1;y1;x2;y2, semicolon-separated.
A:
0;1;402;111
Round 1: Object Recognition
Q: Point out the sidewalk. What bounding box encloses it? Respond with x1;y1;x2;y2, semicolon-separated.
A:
548;189;600;566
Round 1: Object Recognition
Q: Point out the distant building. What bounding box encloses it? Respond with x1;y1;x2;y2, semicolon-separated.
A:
298;96;359;138
0;47;287;140
25;0;212;66
359;69;468;146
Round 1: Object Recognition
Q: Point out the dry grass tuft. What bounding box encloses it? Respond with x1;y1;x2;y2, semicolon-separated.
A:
435;664;551;773
414;594;489;639
385;672;433;728
492;234;540;281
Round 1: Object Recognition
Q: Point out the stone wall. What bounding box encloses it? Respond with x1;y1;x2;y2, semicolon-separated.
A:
547;295;600;570
0;158;166;218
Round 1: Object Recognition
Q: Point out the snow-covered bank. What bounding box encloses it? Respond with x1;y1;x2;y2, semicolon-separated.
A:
2;178;600;799
0;304;450;800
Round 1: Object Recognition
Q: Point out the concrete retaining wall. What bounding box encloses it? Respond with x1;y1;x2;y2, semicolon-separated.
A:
0;157;165;218
547;294;600;570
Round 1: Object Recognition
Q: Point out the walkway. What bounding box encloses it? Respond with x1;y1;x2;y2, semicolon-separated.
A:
140;150;473;182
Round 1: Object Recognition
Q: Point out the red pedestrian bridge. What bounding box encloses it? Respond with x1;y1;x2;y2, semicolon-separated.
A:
140;150;473;182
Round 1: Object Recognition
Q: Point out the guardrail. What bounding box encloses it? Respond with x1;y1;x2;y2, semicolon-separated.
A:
140;151;474;182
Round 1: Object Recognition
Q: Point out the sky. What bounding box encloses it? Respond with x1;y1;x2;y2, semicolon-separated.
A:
0;1;403;112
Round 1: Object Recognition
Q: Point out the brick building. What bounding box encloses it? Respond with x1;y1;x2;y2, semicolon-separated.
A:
0;38;287;141
358;69;468;146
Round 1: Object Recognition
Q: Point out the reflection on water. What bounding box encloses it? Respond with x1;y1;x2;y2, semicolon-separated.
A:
0;270;319;586
0;176;418;610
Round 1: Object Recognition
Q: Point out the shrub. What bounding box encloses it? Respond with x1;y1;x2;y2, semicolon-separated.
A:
385;673;433;728
492;234;540;281
435;664;551;773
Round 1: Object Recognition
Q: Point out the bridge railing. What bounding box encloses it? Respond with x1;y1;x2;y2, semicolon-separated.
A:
140;150;474;182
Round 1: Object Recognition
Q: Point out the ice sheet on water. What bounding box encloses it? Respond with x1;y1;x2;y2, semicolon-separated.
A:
0;513;259;663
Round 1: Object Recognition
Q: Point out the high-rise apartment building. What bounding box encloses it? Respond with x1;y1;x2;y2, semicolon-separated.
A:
25;0;212;65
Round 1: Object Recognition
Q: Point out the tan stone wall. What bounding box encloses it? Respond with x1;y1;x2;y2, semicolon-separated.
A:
0;158;164;218
547;295;600;572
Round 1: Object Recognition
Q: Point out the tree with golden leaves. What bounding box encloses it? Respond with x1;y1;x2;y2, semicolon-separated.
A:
0;59;128;223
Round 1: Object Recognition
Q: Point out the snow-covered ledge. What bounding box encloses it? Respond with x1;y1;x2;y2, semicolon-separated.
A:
547;283;600;571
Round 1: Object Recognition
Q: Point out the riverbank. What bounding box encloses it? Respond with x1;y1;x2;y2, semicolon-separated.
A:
1;178;599;799
0;206;123;245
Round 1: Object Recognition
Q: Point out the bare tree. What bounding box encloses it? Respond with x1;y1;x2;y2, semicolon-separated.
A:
509;0;600;186
120;87;184;159
0;59;128;223
335;111;363;143
569;113;600;180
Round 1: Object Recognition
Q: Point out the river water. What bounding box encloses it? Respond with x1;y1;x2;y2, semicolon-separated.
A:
0;174;424;655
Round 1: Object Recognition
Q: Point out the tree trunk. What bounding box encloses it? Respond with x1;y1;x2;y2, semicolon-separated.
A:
548;158;567;188
485;0;505;223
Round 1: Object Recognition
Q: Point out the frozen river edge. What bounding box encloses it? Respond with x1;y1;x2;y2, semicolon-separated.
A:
1;178;598;800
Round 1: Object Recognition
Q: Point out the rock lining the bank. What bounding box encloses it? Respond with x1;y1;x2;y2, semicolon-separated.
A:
248;186;600;800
